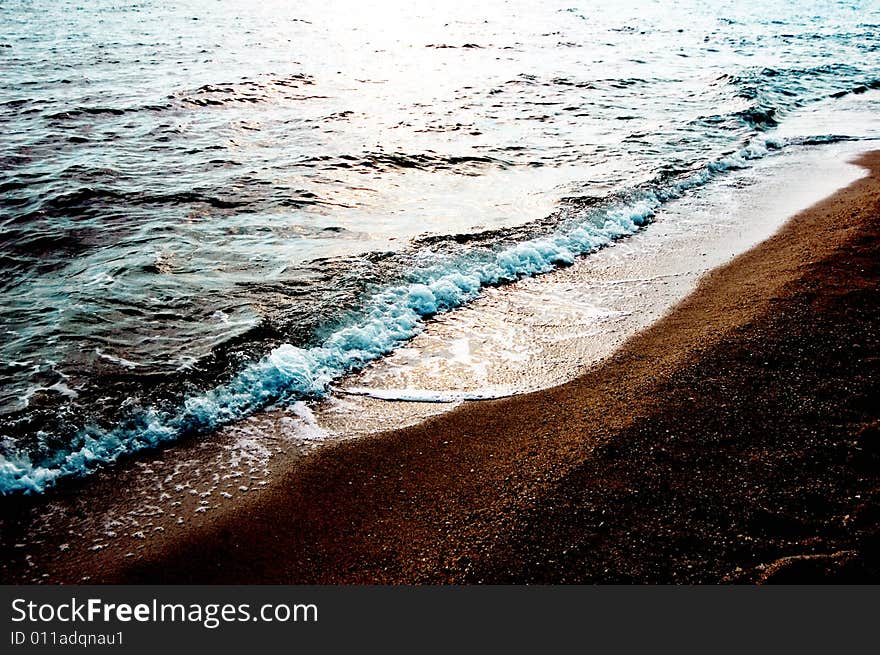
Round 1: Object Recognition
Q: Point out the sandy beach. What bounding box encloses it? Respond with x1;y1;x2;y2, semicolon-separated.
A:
25;150;873;584
1;151;878;584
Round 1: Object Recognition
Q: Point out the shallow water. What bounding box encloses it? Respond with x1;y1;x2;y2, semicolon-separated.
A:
2;0;880;492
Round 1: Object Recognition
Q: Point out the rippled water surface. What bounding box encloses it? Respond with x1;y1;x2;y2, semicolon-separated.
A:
2;0;879;491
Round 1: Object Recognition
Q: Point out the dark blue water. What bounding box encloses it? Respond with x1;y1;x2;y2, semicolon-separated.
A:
2;0;879;492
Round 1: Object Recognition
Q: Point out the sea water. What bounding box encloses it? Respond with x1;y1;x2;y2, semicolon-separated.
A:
2;0;879;492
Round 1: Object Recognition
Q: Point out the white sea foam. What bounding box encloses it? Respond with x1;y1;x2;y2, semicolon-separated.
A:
342;387;511;403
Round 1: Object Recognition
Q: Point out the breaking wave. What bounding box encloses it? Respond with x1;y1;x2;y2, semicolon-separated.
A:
0;131;823;494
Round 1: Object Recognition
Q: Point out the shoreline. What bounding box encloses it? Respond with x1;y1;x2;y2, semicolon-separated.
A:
123;151;880;583
316;143;867;438
3;151;880;584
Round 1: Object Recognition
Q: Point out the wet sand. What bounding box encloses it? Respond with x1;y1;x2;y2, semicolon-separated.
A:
4;152;880;584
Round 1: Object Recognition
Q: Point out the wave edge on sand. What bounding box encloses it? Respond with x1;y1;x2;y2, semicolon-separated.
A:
4;150;878;584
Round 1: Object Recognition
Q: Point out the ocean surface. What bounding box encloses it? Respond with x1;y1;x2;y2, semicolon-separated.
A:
1;0;879;493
